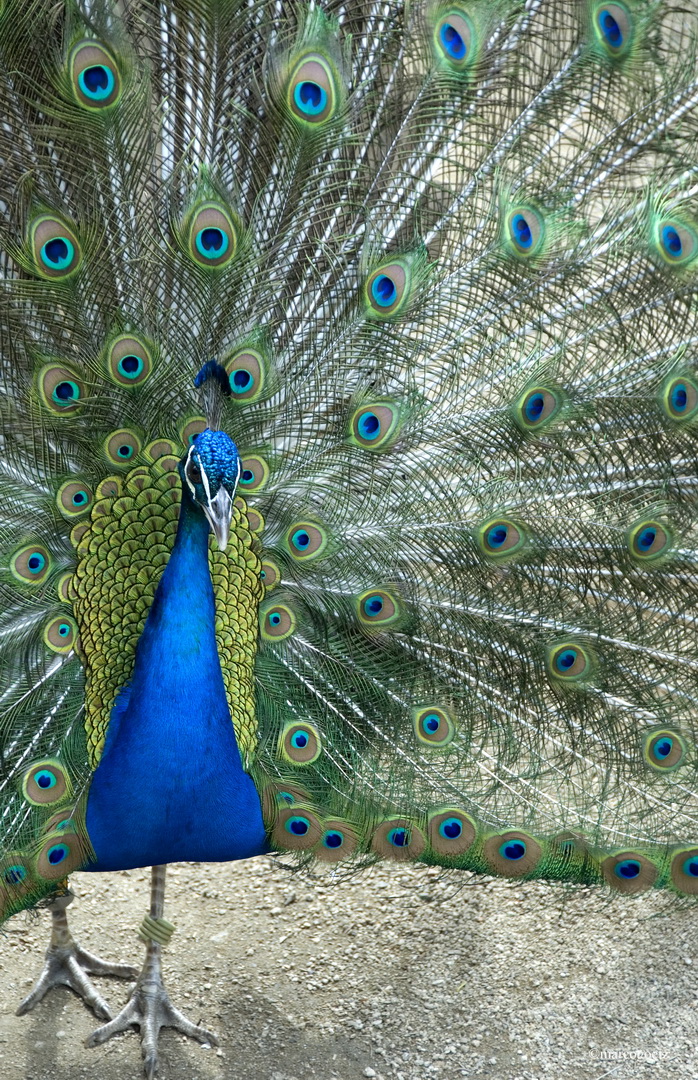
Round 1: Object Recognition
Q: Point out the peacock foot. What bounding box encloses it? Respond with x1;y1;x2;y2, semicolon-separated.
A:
85;952;218;1079
16;891;139;1020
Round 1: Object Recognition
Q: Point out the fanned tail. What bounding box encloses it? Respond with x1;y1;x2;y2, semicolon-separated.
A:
1;0;698;923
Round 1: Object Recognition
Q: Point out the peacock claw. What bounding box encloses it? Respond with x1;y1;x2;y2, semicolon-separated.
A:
16;892;139;1021
85;966;218;1079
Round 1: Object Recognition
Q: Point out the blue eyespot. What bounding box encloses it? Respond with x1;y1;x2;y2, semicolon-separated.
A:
423;713;440;733
439;818;463;840
52;380;80;406
293;80;327;116
500;840;526;861
683;857;698;878
35;770;57;790
117;354;144;379
3;865;27;886
510;213;533;249
323;831;344;849
615;859;641;880
240;469;254;484
486;525;508;549
599;9;622;48
195;227;229;260
671;382;688;412
285;816;310;837
41;237;74;269
662;225;682;258
47;843;69;866
439;23;466;60
371;274;397;307
57;623;71;638
269;612;282;627
636;527;657;553
291;529;310;551
27;552;46;574
653;737;673;759
363;595;384;618
357;412;380;440
290;730;309;749
231;369;253;393
117;444;134;459
78;64;115;101
72;490;88;506
524;392;545;422
387;828;409;848
555;648;577;672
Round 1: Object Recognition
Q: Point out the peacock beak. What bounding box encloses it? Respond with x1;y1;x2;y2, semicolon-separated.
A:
203;486;233;551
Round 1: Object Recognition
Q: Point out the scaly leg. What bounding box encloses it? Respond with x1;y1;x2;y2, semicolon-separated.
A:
86;864;217;1079
17;889;139;1020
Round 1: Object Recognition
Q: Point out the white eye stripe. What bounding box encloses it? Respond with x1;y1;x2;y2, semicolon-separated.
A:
200;463;212;503
184;445;197;497
184;444;210;500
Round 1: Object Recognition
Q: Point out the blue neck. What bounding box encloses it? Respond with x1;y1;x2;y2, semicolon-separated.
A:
127;486;223;710
85;485;267;871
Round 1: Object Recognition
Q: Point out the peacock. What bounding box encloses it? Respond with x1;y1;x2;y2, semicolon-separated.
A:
2;0;698;1073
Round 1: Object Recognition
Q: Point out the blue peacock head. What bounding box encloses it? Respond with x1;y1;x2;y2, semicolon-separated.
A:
180;361;240;550
180;429;240;551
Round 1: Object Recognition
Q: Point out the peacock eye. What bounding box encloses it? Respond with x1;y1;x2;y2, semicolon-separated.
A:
11;543;52;583
22;760;71;805
627;519;672;562
280;721;322;764
505;206;545;258
105;428;141;466
261;602;297;640
107;334;152;386
513;384;564;433
593;3;633;57
260;559;281;590
288;54;338;125
225;348;266;403
349;402;401;450
366;262;409;317
43;615;78;654
661;376;698;421
642;728;688;771
656;219;698;268
285;521;329;562
478;518;527;560
186;203;239;269
356;587;402;628
69;41;121;109
238;455;270;491
57;480;94;518
547;641;594;683
30;215;82;280
413;707;456;747
428;809;476;857
435;12;474;67
38;364;85;415
187;460;203;485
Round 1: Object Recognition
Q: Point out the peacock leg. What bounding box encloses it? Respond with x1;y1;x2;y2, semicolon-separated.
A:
85;864;217;1079
16;888;139;1020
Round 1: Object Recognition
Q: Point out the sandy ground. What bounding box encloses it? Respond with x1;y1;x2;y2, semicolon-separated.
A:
0;857;696;1080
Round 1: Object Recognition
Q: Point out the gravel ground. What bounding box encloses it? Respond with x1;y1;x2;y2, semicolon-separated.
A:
0;857;696;1080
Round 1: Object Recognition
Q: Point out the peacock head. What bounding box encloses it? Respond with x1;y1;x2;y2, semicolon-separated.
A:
179;428;240;551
